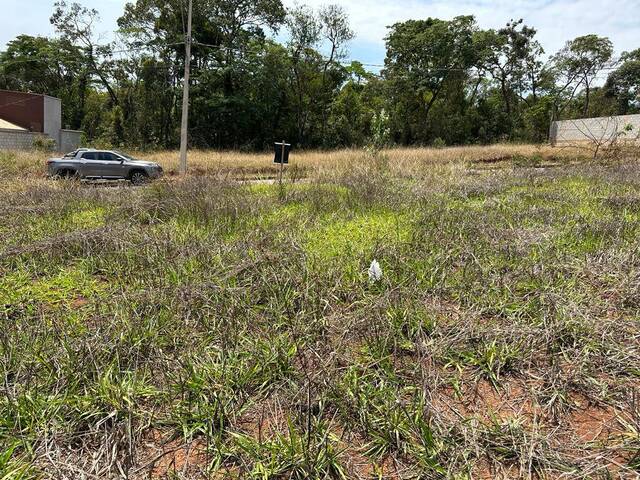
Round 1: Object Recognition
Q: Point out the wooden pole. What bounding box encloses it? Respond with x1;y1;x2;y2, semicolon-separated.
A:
179;0;193;175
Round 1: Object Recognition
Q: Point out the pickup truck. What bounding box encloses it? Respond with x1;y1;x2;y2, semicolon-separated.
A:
47;149;163;185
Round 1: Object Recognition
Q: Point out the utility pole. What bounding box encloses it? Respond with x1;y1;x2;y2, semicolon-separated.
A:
179;0;193;175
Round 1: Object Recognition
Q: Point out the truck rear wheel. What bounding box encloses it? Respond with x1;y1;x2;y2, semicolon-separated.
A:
54;169;78;180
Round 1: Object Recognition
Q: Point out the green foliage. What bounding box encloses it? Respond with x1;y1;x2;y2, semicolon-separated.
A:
477;19;544;122
172;336;297;441
303;210;411;280
93;365;159;419
0;265;107;311
231;418;346;479
108;105;125;147
0;35;86;129
432;137;446;149
445;340;522;387
32;136;56;152
385;16;479;145
605;48;640;114
335;366;445;473
551;34;614;117
366;109;391;154
0;444;36;480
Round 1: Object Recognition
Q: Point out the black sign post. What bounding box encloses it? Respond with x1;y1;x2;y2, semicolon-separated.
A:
274;141;291;185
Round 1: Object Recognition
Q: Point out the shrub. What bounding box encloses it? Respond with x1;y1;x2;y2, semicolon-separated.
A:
32;135;56;152
512;153;543;167
366;109;391;156
432;137;446;149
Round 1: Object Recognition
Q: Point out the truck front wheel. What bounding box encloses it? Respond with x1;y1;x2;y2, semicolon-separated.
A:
130;170;148;186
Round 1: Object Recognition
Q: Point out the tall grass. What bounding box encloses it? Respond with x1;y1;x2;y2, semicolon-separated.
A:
0;143;591;181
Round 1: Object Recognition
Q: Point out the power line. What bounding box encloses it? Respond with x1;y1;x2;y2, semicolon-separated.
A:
110;42;185;55
0;42;186;68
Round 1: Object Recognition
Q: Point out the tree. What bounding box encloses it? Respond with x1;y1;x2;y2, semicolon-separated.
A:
345;61;373;86
325;64;380;148
51;1;119;106
384;16;478;144
552;34;614;117
318;4;354;145
117;0;287;148
203;0;286;96
476;20;542;116
605;49;640;114
286;4;322;145
2;1;631;149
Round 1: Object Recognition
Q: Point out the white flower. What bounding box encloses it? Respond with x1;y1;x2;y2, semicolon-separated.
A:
368;260;383;282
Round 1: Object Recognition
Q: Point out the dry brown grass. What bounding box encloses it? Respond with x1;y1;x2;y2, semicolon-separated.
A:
0;143;590;183
137;144;584;176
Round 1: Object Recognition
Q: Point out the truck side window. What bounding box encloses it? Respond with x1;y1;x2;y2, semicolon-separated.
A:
82;152;98;160
101;153;119;161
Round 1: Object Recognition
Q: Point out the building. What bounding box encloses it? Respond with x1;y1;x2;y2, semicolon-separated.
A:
0;90;82;152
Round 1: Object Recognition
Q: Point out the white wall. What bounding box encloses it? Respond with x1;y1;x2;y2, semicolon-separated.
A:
60;130;82;153
550;114;640;145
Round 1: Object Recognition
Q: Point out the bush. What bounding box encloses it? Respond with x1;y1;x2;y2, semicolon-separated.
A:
366;109;391;156
32;136;56;152
512;153;543;167
432;137;446;149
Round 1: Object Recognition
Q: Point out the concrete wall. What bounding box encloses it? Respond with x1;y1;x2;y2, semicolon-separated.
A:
43;96;62;146
0;129;82;152
60;130;83;153
0;128;39;150
550;114;640;145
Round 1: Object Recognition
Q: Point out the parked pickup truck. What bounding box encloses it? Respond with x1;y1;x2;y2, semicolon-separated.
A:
47;149;163;185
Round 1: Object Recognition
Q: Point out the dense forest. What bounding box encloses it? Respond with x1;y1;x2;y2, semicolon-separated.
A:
0;0;638;150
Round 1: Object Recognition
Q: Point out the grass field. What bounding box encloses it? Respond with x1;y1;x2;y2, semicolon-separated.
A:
1;145;640;479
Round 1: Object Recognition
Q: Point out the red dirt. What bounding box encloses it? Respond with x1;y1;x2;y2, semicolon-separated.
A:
568;397;621;443
70;296;89;308
236;396;289;441
135;429;209;479
433;378;538;425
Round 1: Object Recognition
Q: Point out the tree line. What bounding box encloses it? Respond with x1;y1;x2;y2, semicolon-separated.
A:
0;0;638;150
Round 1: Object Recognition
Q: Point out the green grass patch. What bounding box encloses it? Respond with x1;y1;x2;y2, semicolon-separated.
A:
0;264;107;311
304;209;413;280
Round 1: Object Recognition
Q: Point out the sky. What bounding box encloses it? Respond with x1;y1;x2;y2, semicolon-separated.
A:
1;0;639;67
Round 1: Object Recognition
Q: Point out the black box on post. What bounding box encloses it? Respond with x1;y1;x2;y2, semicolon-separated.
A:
274;142;291;164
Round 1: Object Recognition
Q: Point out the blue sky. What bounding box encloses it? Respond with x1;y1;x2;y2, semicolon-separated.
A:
2;0;639;66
